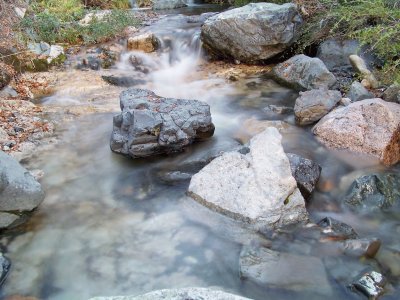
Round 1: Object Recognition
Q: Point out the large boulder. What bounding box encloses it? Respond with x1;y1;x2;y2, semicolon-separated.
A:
312;98;400;166
239;245;332;295
316;39;360;71
294;88;342;125
345;174;400;212
110;88;215;158
0;151;45;229
272;55;337;91
88;288;251;300
201;3;302;63
188;128;308;228
287;153;321;200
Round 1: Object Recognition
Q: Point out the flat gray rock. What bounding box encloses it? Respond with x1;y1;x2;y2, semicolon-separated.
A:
273;54;337;91
110;89;215;158
201;3;302;63
239;245;332;295
89;288;252;300
188;128;308;228
294;88;342;125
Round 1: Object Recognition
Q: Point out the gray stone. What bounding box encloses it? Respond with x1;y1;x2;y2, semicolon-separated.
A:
0;212;19;229
294;88;342;125
102;75;145;87
317;217;358;240
239;245;332;295
187;12;217;24
344;173;400;212
264;104;293;115
317;39;360;71
89;288;252;300
273;55;337;91
383;84;400;103
201;3;302;63
0;86;18;98
341;238;381;258
347;81;374;102
188;128;308;228
287;153;321;200
312;98;400;166
0;150;45;212
110;88;215;158
0;252;10;286
352;271;386;298
152;0;187;10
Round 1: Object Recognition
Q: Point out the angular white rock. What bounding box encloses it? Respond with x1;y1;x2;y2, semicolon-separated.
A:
188;127;308;228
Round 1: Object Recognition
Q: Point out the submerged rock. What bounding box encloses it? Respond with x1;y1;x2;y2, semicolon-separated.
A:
101;75;145;87
317;217;358;240
0;151;45;228
201;3;302;63
0;252;11;286
287;153;321;200
272;55;337;91
188;128;308;228
239;245;332;295
88;288;252;300
110;88;215;158
312;98;400;166
294;88;342;125
351;271;386;299
344;174;400;212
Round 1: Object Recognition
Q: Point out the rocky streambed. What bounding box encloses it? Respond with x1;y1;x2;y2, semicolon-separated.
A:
0;2;400;300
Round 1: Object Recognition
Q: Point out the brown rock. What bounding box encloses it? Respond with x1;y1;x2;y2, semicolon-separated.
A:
312;98;400;166
127;33;159;53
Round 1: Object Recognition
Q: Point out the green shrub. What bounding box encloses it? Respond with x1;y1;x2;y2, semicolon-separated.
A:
82;0;131;9
19;9;139;45
32;0;85;21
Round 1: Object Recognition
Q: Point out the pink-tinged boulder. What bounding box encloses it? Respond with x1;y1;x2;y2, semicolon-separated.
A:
312;98;400;166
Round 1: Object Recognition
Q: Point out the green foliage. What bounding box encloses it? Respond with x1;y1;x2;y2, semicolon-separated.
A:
234;0;288;6
19;1;139;45
329;0;400;83
32;0;85;21
83;0;132;9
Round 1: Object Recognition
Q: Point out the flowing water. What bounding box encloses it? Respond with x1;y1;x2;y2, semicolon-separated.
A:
1;4;400;300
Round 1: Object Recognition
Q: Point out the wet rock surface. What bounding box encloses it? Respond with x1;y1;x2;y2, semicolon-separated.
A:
201;3;302;63
383;84;400;103
0;150;45;228
345;173;400;212
89;288;252;300
287;153;321;200
351;271;386;298
188;128;308;228
272;55;337;91
152;0;187;10
294;88;342;125
317;217;358;240
0;252;11;286
110;88;215;158
127;33;160;53
312;98;400;166
239;245;332;295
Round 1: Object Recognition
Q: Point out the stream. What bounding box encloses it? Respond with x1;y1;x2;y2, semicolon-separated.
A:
1;3;400;300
